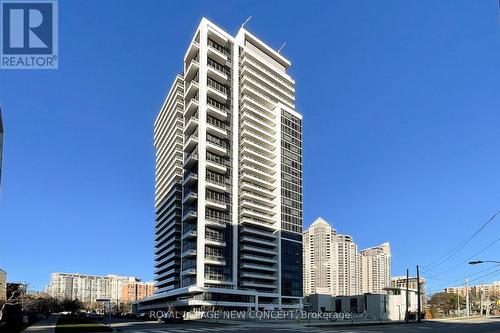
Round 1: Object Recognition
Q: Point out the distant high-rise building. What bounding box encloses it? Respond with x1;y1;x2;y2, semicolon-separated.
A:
143;17;303;312
303;218;338;295
0;269;6;300
361;242;391;294
303;218;361;296
335;234;361;296
47;273;139;303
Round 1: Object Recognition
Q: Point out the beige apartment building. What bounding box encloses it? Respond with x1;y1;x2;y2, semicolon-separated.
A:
445;281;500;299
303;217;362;296
120;282;156;302
47;272;139;303
0;269;6;301
361;242;391;294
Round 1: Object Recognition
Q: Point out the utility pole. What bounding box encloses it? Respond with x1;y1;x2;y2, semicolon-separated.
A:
416;265;421;322
406;268;410;322
465;278;469;318
457;293;460;317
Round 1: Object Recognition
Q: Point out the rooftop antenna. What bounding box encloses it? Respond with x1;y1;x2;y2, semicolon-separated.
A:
278;42;287;53
241;16;252;28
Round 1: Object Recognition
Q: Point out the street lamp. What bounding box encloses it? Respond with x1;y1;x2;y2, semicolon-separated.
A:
468;260;500;265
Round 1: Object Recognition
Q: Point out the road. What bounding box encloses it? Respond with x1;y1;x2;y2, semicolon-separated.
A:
110;316;500;333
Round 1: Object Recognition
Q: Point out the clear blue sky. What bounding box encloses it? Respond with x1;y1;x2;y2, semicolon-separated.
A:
1;0;500;294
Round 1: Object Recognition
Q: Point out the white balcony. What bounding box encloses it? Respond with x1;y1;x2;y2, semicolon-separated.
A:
207;64;228;83
184;80;199;101
240;235;276;248
207;44;228;63
240;226;277;240
184;98;198;119
240;216;275;231
240;56;295;97
240;281;276;290
240;199;274;215
240;156;275;175
240;182;275;199
241;263;277;272
240;138;275;159
206;122;227;139
240;96;275;123
184;115;198;135
181;249;197;258
206;160;227;174
205;217;228;229
241;245;277;256
182;209;197;222
241;121;275;143
240;111;275;135
207;103;227;121
240;254;277;264
206;179;227;193
240;83;275;110
240;191;275;207
184;41;199;64
185;59;199;82
205;257;226;265
240;146;275;166
183;172;198;186
240;170;275;190
207;84;227;104
184;150;198;169
181;229;197;240
240;272;276;280
241;128;275;150
240;211;275;225
182;191;197;204
205;199;227;211
184;134;198;153
181;268;196;276
241;65;295;107
206;141;228;155
205;238;226;247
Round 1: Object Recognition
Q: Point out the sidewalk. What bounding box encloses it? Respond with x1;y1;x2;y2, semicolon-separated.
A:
22;315;58;333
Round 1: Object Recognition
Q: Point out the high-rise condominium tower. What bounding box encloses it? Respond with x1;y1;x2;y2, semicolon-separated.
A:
336;234;361;296
303;218;338;295
361;242;391;294
143;18;303;311
303;218;361;297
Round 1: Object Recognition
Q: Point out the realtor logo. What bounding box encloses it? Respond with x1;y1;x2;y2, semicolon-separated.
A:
1;0;58;69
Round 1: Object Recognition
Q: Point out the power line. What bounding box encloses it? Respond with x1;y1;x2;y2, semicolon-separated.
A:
423;209;500;270
427;236;500;277
428;264;500;290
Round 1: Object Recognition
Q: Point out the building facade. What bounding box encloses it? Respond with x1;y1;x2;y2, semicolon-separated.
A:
141;17;303;312
303;217;361;296
445;281;500;299
120;282;156;302
0;269;6;301
47;273;139;303
361;242;391;294
303;218;337;295
391;276;425;306
335;234;361;296
303;287;419;321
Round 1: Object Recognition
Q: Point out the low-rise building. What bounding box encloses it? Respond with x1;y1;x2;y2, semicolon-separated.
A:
303;287;420;321
391;276;426;307
120;282;156;302
444;281;500;299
